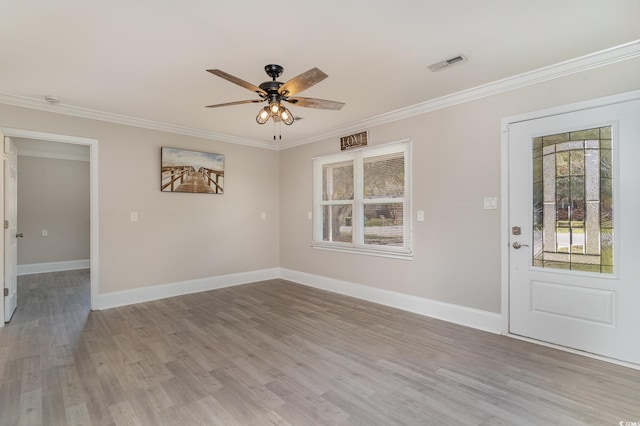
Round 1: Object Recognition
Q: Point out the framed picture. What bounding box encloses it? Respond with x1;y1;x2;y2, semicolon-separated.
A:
161;147;224;194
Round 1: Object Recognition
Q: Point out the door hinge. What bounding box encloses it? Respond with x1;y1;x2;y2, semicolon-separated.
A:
4;220;7;229
3;288;7;297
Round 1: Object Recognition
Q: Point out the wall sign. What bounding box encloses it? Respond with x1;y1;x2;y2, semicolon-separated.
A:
340;131;368;151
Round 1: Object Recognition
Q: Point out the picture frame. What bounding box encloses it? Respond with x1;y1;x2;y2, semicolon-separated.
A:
161;147;224;194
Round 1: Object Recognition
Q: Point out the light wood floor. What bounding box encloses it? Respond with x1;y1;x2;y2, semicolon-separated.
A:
1;271;639;425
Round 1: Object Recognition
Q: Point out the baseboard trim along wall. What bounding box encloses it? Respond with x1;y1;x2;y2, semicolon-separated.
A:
17;259;90;276
280;268;503;334
94;266;502;334
96;268;280;310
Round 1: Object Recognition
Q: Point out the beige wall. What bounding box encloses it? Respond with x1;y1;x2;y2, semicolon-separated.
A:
0;108;280;294
279;58;640;314
1;58;638;310
17;155;90;264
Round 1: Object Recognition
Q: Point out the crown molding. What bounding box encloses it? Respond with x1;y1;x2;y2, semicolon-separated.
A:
279;39;640;150
1;40;638;152
0;94;276;150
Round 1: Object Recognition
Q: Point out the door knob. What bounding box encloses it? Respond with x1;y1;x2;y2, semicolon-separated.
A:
16;233;23;238
512;242;529;249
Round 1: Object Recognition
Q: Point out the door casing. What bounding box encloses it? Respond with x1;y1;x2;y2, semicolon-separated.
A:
0;128;99;326
500;89;640;369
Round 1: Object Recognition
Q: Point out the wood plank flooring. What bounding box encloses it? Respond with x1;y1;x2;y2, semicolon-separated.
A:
1;270;639;425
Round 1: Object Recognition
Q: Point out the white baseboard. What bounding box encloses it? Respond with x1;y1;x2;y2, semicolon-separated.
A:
279;268;503;334
96;268;280;310
17;259;90;276
95;266;501;334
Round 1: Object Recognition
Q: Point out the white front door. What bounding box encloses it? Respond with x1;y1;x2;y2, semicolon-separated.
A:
508;98;640;365
3;136;18;322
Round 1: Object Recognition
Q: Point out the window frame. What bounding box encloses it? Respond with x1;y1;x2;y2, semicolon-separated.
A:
312;139;413;260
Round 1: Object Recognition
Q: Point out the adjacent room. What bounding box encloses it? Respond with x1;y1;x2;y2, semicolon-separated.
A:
1;1;639;424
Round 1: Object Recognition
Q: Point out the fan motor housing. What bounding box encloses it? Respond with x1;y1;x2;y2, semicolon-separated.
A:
259;81;283;92
259;81;285;101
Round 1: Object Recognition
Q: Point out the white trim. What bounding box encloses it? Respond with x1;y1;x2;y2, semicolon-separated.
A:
96;268;280;310
89;138;99;311
0;127;99;313
502;89;640;126
500;120;511;334
17;259;90;276
0;41;637;152
311;243;413;260
0;128;98;146
280;268;502;334
506;333;640;371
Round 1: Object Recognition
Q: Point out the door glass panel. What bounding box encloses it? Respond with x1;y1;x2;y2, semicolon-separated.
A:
532;126;613;273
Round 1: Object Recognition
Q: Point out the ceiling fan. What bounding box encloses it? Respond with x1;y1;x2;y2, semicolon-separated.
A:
205;64;344;126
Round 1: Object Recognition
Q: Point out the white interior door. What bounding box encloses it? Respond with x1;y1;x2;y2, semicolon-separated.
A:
4;136;18;322
508;98;640;365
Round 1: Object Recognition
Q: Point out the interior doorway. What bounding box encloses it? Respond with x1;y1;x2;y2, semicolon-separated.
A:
0;128;99;326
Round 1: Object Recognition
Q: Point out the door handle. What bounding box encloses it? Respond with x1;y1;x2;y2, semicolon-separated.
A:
16;233;23;238
512;242;529;249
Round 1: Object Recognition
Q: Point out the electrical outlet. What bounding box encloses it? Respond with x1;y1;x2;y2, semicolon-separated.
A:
42;229;48;237
416;211;424;222
130;212;138;222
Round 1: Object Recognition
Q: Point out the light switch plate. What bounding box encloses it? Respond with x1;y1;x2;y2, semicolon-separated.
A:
261;212;266;220
483;197;497;210
130;212;138;222
42;229;48;237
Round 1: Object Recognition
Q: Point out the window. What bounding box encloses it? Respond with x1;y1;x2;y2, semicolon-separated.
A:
312;140;412;259
532;126;613;273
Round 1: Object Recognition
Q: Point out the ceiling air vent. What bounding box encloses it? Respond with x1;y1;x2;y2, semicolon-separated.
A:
428;55;468;72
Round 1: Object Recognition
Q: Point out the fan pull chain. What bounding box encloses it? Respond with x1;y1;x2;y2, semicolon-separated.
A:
272;120;282;140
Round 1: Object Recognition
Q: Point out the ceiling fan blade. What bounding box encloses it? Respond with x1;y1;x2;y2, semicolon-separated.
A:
205;99;264;108
278;68;328;97
286;96;345;110
207;69;267;96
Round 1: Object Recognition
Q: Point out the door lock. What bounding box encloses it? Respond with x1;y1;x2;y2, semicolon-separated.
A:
512;242;529;249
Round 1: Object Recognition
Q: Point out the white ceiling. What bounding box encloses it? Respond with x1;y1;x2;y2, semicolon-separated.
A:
1;1;639;147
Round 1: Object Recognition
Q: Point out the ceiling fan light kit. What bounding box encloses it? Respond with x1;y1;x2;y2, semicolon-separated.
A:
206;64;344;134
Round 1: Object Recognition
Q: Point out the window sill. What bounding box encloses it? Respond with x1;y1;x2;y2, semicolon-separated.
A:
311;242;414;260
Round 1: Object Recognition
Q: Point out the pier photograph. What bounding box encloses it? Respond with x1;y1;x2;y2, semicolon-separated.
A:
161;147;224;193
